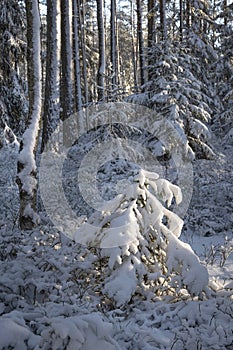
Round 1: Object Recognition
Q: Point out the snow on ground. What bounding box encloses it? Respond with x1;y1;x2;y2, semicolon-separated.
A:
0;135;232;349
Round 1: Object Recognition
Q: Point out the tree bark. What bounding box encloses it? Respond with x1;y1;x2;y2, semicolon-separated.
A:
78;0;89;106
136;0;145;86
131;0;138;90
60;0;73;146
148;0;155;81
17;0;42;230
97;0;106;101
179;0;183;41
159;0;167;41
148;0;155;48
73;0;82;112
186;0;191;29
41;0;60;151
60;0;73;121
110;0;117;98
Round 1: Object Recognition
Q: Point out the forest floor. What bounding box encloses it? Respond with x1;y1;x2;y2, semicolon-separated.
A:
0;128;232;349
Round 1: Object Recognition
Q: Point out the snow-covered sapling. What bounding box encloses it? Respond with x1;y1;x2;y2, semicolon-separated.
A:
74;169;209;306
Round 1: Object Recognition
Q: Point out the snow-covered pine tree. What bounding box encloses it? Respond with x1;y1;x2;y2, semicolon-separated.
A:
212;20;233;136
73;169;209;306
0;0;27;146
128;0;223;160
128;39;216;160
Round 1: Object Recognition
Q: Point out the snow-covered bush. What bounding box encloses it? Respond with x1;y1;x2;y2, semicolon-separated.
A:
74;169;209;306
37;313;119;350
0;315;40;350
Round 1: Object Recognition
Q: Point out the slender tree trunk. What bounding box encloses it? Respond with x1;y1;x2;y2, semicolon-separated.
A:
97;0;106;101
41;0;60;151
159;0;167;41
17;0;42;230
136;0;145;86
148;0;155;47
73;0;82;112
148;0;155;81
223;0;227;26
60;0;73;121
115;15;120;94
131;0;138;90
179;0;183;41
110;0;117;99
186;0;191;29
60;0;73;146
78;0;89;106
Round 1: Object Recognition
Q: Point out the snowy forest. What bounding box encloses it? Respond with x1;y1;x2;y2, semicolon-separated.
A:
0;0;233;349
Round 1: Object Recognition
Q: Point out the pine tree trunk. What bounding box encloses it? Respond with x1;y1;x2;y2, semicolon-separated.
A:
78;0;89;106
148;0;155;47
136;0;145;86
110;0;117;99
97;0;106;101
73;0;82;112
179;0;183;41
41;0;60;151
131;0;138;90
60;0;73;145
159;0;167;41
148;0;155;81
185;0;191;29
223;0;227;26
17;0;42;230
60;0;73;121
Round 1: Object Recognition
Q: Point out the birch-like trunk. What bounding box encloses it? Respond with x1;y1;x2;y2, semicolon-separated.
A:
17;0;42;230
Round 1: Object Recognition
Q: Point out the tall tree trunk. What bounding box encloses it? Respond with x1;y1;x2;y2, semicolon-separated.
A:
60;0;73;146
223;0;227;26
110;0;117;99
131;0;138;90
78;0;89;106
179;0;183;41
136;0;145;86
17;0;42;230
97;0;106;101
159;0;167;41
41;0;60;151
73;0;82;112
148;0;155;47
185;0;191;29
148;0;155;81
60;0;73;121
